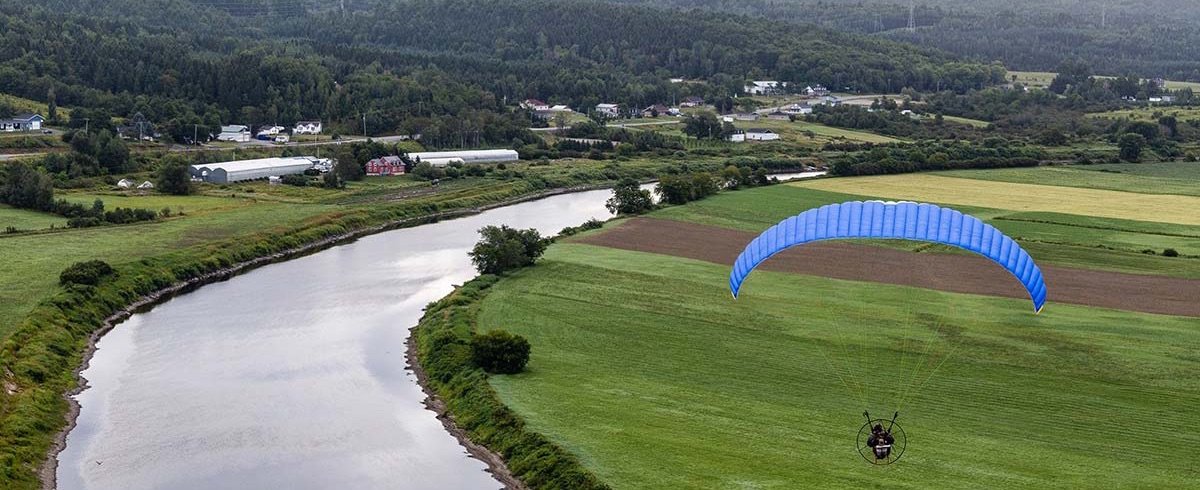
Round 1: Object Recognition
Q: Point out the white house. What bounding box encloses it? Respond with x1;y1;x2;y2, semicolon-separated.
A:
595;104;621;117
745;129;780;141
805;85;829;96
217;125;250;142
744;81;785;95
0;113;45;132
293;121;322;135
257;125;285;137
727;131;745;142
783;103;814;115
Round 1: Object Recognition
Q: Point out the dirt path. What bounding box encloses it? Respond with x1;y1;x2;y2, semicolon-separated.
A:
578;217;1200;317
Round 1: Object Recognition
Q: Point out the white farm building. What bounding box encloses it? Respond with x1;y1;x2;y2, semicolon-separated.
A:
190;156;315;184
408;149;519;167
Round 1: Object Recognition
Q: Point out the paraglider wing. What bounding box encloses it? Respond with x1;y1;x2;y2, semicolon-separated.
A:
728;201;1047;312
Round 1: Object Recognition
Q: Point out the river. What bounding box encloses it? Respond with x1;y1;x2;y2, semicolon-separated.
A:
55;173;823;489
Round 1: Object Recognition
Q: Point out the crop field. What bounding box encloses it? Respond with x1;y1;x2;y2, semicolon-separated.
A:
798;174;1200;225
480;244;1199;489
936;164;1200;197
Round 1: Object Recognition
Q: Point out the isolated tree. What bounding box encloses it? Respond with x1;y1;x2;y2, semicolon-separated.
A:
47;87;58;123
1118;133;1146;162
156;157;194;195
333;145;365;181
469;225;548;274
470;329;531;374
322;171;342;189
683;112;726;140
0;162;54;211
605;178;654;215
410;161;444;181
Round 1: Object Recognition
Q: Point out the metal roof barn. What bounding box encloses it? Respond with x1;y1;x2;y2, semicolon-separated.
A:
408;149;518;166
189;157;315;184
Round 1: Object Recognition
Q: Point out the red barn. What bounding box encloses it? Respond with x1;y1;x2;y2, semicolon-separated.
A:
366;155;406;176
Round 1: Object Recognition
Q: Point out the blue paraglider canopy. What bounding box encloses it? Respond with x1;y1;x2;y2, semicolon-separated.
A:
729;201;1047;312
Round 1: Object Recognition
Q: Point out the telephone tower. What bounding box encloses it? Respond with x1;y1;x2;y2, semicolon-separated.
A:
907;2;916;32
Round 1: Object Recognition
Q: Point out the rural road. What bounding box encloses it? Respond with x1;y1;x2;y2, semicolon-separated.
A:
0;134;417;162
529;120;682;132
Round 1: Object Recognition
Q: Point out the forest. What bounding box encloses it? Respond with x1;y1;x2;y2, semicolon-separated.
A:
0;0;1004;141
602;0;1200;82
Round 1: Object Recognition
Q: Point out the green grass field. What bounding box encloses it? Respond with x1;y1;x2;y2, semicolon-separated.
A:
479;243;1199;489
0;205;67;231
1008;71;1200;91
1086;106;1200;124
0;92;69;119
941;115;991;128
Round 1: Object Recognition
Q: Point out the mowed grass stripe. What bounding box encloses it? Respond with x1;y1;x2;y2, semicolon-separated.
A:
796;174;1200;225
481;244;1199;489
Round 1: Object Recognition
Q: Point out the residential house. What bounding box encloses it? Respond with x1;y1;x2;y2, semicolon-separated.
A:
520;99;550;111
217;125;251;142
0;113;45;132
744;81;785;95
767;111;791;121
783;103;814;115
680;96;705;108
727;131;745;142
805;85;829;97
733;113;760;121
642;104;670;117
595;104;621;117
366;155;406;176
745;129;780;141
256;125;285;139
820;95;841;106
293;120;322;135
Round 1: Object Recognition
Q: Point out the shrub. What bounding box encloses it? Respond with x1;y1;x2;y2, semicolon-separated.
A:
1163;248;1179;257
281;174;309;187
470;329;531;374
468;225;548;274
605;179;654;215
59;260;115;286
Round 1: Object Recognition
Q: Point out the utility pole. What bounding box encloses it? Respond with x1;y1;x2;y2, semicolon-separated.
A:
340;0;345;18
362;113;367;138
83;118;90;134
193;124;198;145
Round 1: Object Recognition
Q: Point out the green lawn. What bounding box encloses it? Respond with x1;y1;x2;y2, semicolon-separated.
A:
0;205;67;231
1086;106;1200;124
942;115;990;128
480;243;1199;489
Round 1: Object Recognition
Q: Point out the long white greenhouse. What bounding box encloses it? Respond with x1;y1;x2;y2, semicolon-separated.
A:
189;157;315;183
408;149;518;166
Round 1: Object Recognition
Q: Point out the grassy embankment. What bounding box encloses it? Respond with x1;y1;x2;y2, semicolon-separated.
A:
455;166;1200;488
0;154;771;489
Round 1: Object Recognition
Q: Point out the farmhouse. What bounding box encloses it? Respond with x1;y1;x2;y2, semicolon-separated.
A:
293;121;322;135
745;129;780;141
217;125;250;142
366;155;406;176
0;113;44;132
189;156;316;183
805;85;829;96
744;81;785;95
521;99;550;111
642;104;670;117
256;125;285;139
783;103;814;115
408;149;519;167
595;103;621;117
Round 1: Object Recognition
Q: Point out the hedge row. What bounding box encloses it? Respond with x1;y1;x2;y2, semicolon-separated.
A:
413;276;611;489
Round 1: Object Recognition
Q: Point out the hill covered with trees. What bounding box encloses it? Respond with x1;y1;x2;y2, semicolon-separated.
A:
1;0;1002;140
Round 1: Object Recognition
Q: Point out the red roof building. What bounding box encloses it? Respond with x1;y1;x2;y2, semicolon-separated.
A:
366;155;406;176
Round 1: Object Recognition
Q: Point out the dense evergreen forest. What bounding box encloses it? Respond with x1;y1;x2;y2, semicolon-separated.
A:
604;0;1200;82
0;0;1004;140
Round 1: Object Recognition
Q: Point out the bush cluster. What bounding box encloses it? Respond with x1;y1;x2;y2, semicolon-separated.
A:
59;260;115;286
470;329;531;374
